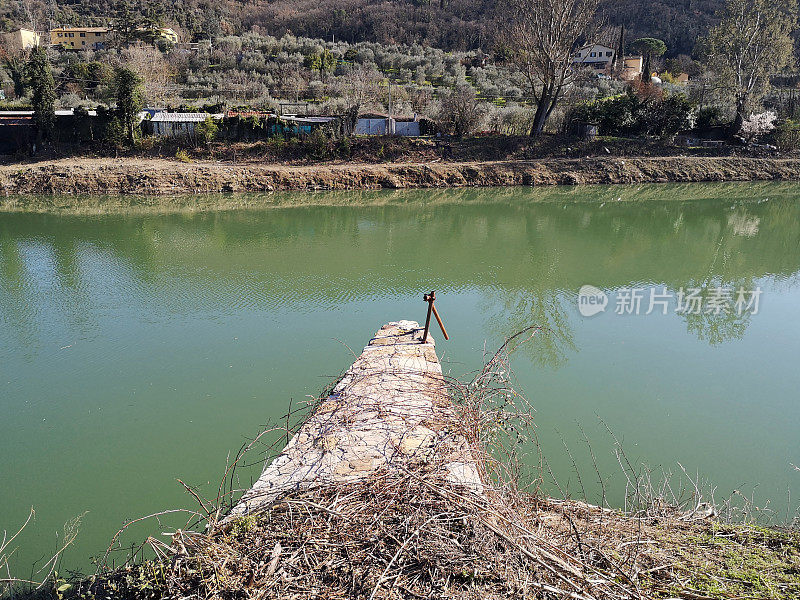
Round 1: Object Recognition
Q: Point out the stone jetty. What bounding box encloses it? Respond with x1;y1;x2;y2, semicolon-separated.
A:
229;320;482;516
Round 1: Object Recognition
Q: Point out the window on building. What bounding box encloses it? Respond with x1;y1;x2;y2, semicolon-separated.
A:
80;32;85;37
590;52;596;57
606;51;612;57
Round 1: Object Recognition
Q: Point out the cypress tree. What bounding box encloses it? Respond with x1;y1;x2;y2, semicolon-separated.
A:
27;46;56;147
114;67;143;145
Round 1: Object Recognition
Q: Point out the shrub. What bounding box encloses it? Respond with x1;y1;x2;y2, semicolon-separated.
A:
567;87;693;138
773;119;800;151
696;106;725;131
641;93;694;137
175;149;192;162
195;116;219;145
303;128;330;159
436;85;485;137
134;136;157;152
102;117;126;150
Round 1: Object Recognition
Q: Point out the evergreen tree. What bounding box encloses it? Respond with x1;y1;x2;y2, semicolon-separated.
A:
113;0;140;46
630;38;667;82
27;46;56;147
114;66;143;145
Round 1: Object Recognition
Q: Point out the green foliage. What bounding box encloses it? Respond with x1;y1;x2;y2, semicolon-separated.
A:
631;38;667;81
103;117;126;149
27;46;56;144
570;86;693;138
195;115;219;144
230;514;258;536
304;128;330;159
773;119;800;151
304;50;336;74
630;38;667;58
175;148;191;162
2;52;27;98
696;106;726;131
114;67;143;145
335;135;352;158
112;0;149;45
648;94;694;138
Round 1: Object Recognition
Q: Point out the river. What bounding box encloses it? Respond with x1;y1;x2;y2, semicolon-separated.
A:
1;182;799;574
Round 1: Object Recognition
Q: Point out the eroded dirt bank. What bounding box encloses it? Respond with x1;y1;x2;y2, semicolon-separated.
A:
1;156;800;197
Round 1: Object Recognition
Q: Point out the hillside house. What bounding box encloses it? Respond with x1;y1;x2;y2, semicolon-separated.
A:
50;27;109;50
573;44;615;73
152;27;178;43
136;27;179;43
1;28;40;52
621;56;644;80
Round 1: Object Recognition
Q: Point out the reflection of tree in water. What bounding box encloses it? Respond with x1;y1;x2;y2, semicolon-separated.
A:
2;187;799;358
484;288;577;369
678;279;756;346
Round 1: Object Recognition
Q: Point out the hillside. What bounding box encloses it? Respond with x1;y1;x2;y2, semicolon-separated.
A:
1;0;725;57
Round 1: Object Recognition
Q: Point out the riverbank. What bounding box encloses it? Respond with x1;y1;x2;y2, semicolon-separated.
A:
1;156;800;200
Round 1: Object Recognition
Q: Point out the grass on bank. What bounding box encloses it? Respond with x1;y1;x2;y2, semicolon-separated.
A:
2;329;799;600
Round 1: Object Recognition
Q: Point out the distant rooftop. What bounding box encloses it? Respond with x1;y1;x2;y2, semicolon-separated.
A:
150;112;217;122
50;26;109;32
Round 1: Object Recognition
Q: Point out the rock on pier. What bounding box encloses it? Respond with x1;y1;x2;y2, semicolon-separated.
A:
229;320;483;516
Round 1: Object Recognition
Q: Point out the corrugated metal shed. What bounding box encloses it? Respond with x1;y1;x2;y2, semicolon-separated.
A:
280;115;338;124
150;112;215;123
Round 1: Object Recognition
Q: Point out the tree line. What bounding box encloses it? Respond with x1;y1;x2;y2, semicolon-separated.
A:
2;0;799;148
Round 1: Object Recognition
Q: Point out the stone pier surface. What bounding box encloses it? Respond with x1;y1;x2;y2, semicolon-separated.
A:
229;320;483;516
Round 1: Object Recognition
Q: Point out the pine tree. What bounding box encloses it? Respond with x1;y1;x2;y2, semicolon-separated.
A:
630;38;667;82
113;0;140;46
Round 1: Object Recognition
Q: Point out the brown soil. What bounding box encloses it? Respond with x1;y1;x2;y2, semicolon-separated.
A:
1;156;800;198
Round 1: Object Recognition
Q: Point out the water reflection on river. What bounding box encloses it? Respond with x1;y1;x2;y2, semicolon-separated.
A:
1;182;799;573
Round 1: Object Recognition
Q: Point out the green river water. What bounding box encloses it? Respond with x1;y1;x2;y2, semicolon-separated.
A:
1;182;799;575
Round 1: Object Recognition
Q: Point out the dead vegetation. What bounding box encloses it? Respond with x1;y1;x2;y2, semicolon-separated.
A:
3;329;799;600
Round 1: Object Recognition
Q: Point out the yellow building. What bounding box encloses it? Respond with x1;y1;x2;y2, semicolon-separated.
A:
50;27;110;50
158;28;178;44
621;56;643;81
1;28;41;52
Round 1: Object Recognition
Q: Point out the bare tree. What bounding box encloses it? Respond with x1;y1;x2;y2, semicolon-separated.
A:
497;0;601;136
334;64;383;133
700;0;798;137
436;84;486;137
122;44;175;106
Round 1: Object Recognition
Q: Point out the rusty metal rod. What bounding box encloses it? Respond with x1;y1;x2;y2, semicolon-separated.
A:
422;291;435;343
431;304;449;340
